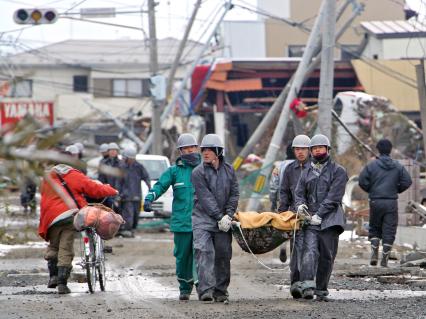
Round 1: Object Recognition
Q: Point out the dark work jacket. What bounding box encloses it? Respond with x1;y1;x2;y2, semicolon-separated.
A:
358;155;412;200
295;159;348;233
191;160;239;231
97;156;109;183
99;156;121;190
118;160;150;201
279;159;309;212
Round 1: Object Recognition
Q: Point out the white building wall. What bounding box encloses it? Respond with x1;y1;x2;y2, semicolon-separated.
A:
55;94;152;120
257;0;290;19
6;66;152;121
362;36;384;59
222;21;266;58
382;37;426;59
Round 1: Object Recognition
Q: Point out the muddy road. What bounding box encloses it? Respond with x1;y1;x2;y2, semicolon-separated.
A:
1;220;426;319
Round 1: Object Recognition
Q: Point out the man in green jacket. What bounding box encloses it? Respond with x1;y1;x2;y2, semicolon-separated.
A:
143;133;201;301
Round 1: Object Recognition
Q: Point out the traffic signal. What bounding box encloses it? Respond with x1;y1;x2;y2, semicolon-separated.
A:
150;75;166;101
13;8;58;25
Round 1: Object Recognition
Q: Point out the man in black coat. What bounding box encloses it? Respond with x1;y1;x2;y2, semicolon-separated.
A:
278;135;310;296
191;134;239;304
118;147;150;237
294;134;348;301
359;139;412;267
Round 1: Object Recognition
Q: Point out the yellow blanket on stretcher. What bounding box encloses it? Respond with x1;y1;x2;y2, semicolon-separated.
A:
234;211;300;231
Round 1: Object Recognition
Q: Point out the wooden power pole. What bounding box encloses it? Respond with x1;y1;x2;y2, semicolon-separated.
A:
415;60;426;154
148;0;162;155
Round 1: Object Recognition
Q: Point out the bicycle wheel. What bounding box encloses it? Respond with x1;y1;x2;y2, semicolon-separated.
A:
96;237;106;291
86;233;97;293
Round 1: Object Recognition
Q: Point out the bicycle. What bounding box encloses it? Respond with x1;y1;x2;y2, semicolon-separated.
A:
79;227;106;293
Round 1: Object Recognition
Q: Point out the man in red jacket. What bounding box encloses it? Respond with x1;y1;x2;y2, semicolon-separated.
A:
39;145;117;294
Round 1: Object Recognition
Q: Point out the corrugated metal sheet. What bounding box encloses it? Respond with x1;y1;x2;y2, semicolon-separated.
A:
361;20;426;39
351;59;418;112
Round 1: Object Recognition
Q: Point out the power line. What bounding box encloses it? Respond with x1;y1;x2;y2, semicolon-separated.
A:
63;0;88;13
236;1;418;89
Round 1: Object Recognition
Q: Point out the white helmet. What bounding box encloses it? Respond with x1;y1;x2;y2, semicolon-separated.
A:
177;133;198;149
200;134;224;149
309;134;331;148
65;145;79;155
122;147;137;159
108;142;120;151
99;143;109;153
292;135;311;148
74;142;84;153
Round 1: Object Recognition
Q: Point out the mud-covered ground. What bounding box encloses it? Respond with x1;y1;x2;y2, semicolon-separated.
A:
0;198;426;318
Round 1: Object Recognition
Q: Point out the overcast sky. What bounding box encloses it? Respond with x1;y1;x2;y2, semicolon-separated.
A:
0;0;425;56
0;0;258;55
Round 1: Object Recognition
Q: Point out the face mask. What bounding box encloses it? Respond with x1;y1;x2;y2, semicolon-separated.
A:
181;153;201;167
312;152;329;163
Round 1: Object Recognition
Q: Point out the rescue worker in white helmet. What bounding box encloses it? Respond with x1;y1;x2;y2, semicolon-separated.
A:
278;135;311;298
144;133;201;300
191;134;239;304
294;134;348;301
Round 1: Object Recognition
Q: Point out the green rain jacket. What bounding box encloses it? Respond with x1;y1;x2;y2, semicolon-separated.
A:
145;156;198;232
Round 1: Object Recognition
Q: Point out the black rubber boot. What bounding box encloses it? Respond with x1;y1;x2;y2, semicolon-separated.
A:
370;238;380;266
200;291;214;303
381;244;392;267
279;246;287;263
179;293;190;301
290;282;303;299
57;266;72;294
302;288;315;300
47;259;58;288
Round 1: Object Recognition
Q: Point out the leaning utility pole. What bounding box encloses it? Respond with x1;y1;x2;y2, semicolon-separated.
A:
148;0;162;155
415;60;426;154
232;0;361;171
141;2;233;154
317;0;336;138
246;0;328;210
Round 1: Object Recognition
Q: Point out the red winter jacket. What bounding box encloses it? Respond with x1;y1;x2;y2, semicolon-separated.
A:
39;164;117;240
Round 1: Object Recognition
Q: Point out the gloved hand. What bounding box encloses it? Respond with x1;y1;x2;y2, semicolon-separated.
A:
218;215;232;232
297;204;309;215
144;200;153;212
310;214;322;226
113;195;121;208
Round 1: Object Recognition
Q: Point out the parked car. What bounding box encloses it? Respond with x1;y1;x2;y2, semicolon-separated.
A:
135;154;172;218
86;154;173;218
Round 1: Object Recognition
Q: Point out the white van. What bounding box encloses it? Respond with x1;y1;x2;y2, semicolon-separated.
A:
86;154;173;218
135;154;173;218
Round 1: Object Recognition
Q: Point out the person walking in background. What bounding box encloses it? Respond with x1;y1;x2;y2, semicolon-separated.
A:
117;147;150;238
98;142;121;211
359;139;412;267
269;144;297;213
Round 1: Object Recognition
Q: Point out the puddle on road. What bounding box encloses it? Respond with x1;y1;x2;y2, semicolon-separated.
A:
277;285;426;300
0;242;47;257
